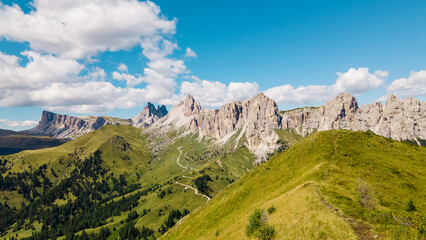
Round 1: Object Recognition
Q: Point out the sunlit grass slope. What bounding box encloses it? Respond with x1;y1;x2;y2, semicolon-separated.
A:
4;125;150;176
164;130;426;240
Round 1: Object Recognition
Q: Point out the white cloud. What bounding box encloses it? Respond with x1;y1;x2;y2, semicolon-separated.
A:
265;67;388;105
264;84;333;106
0;119;38;128
117;63;128;72
112;72;143;87
89;67;107;81
163;76;259;107
387;70;426;97
184;47;197;58
141;37;178;61
0;51;83;90
0;0;176;59
334;68;388;95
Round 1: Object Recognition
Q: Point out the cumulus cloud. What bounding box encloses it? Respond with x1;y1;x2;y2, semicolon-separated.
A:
387;70;426;97
184;47;197;58
334;68;388;95
0;0;190;113
0;0;176;59
0;119;38;128
0;51;83;90
162;76;259;107
265;67;388;105
141;37;178;61
112;72;144;87
117;63;128;72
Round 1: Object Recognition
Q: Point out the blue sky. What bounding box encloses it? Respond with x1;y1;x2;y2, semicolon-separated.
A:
0;0;425;130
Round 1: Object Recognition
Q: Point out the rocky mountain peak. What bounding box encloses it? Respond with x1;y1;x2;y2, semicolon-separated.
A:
323;92;359;120
132;102;169;127
40;110;56;127
181;94;202;116
156;105;168;117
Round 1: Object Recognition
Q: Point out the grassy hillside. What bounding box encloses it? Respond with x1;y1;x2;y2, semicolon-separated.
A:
0;125;255;239
164;130;426;240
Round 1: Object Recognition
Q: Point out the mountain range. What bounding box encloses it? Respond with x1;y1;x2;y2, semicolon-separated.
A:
21;92;425;158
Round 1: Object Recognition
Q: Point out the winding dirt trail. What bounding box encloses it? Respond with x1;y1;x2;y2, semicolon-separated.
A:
170;147;210;231
176;182;210;201
176;146;187;169
316;187;379;240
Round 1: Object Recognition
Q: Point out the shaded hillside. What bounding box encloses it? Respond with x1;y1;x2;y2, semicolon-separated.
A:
164;130;425;240
0;129;19;137
0;135;67;155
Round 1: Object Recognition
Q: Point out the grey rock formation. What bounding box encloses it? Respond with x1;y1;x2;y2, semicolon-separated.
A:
25;111;132;139
132;102;168;127
281;92;426;142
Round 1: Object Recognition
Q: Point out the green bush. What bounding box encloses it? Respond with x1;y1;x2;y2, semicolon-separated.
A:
267;205;276;214
245;209;264;236
406;199;416;212
255;224;276;240
245;208;275;239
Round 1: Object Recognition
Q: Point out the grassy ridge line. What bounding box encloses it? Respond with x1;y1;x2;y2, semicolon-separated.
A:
164;130;425;239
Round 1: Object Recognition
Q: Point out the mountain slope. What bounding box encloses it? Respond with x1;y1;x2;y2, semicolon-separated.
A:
0;135;67;155
0;129;19;137
0;124;256;239
164;130;426;240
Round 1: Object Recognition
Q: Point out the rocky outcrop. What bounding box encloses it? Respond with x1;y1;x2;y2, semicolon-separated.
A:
281;92;426;142
132;102;168;127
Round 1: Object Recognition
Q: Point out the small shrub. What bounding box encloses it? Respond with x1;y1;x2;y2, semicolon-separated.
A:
406;199;417;212
246;209;265;236
358;180;376;210
246;208;275;239
215;229;220;236
267;205;276;214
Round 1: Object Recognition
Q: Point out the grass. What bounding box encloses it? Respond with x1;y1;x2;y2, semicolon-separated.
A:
279;106;319;114
163;130;426;240
274;129;305;146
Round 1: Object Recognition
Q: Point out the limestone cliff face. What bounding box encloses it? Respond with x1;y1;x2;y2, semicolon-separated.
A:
132;102;168;127
281;92;426;142
370;95;425;141
25;111;132;139
154;93;282;158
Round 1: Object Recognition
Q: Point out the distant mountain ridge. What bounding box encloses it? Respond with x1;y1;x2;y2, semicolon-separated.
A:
24;102;168;139
23;93;425;158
